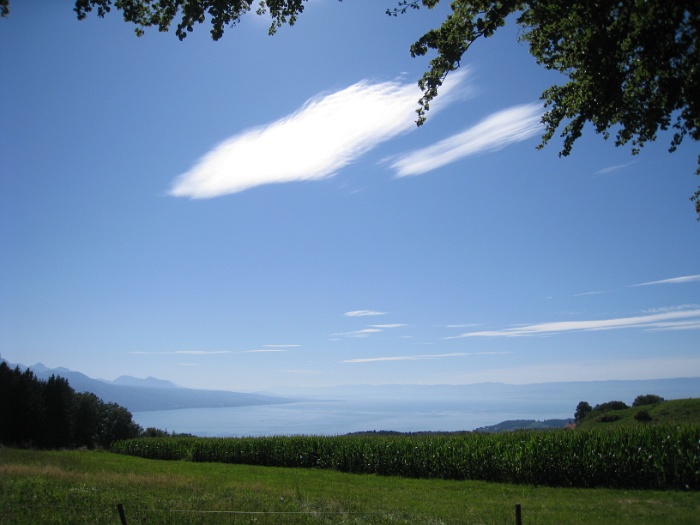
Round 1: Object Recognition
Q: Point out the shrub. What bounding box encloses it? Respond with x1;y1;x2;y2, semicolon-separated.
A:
142;427;171;438
635;410;652;422
594;401;629;412
633;394;665;407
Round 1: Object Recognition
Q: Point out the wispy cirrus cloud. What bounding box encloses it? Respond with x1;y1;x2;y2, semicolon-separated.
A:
447;308;700;338
344;310;387;317
630;275;700;287
344;351;508;363
333;328;383;338
333;323;406;338
388;103;543;177
594;161;636;175
643;305;699;314
131;350;232;355
131;347;295;355
168;71;470;198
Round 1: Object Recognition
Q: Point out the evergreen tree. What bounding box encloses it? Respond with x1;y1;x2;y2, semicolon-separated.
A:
42;375;75;448
0;362;142;449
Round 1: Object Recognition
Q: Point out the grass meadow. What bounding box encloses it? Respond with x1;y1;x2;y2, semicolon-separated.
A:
1;447;699;524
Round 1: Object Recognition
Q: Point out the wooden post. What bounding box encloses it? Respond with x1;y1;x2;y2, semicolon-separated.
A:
515;503;522;525
117;503;128;525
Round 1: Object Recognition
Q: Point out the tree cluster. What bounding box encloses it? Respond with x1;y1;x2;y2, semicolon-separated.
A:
0;361;141;449
574;401;592;423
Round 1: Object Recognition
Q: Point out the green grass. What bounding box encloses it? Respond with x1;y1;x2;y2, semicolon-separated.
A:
578;398;700;429
1;447;699;524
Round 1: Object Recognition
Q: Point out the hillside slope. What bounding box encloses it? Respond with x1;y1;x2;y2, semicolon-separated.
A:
577;398;700;428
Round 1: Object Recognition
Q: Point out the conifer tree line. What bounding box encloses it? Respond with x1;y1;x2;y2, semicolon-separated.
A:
0;361;141;449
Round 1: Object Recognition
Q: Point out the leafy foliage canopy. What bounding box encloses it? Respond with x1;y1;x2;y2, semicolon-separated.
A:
392;0;700;216
75;0;307;39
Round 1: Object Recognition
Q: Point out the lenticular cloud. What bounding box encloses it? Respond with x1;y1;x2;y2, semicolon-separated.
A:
169;72;469;198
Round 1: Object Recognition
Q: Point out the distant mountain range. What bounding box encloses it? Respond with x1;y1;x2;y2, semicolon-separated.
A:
111;374;182;389
2;360;292;413
268;378;700;406
3;358;698;418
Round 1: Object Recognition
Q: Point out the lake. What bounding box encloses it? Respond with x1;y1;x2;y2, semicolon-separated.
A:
132;397;573;437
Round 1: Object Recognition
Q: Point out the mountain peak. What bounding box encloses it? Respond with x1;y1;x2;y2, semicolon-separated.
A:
112;375;182;389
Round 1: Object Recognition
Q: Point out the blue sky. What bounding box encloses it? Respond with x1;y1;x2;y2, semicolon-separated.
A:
2;1;699;392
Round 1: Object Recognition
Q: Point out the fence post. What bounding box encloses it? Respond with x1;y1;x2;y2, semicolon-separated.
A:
117;503;128;525
515;503;522;525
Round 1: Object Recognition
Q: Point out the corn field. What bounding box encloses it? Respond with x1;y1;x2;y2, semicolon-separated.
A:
112;425;700;490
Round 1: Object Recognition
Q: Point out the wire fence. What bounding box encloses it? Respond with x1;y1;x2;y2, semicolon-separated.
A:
0;502;525;524
0;503;416;524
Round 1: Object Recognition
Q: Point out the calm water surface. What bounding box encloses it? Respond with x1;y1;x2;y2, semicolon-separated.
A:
132;398;572;437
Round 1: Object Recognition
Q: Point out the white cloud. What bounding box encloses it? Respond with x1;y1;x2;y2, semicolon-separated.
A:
344;310;387;317
631;275;700;287
389;103;543;177
643;305;699;314
594;161;635;175
131;350;232;355
344;351;507;363
174;350;231;355
243;349;288;353
369;324;407;328
646;320;700;331
447;309;700;338
333;328;383;338
169;71;470;198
